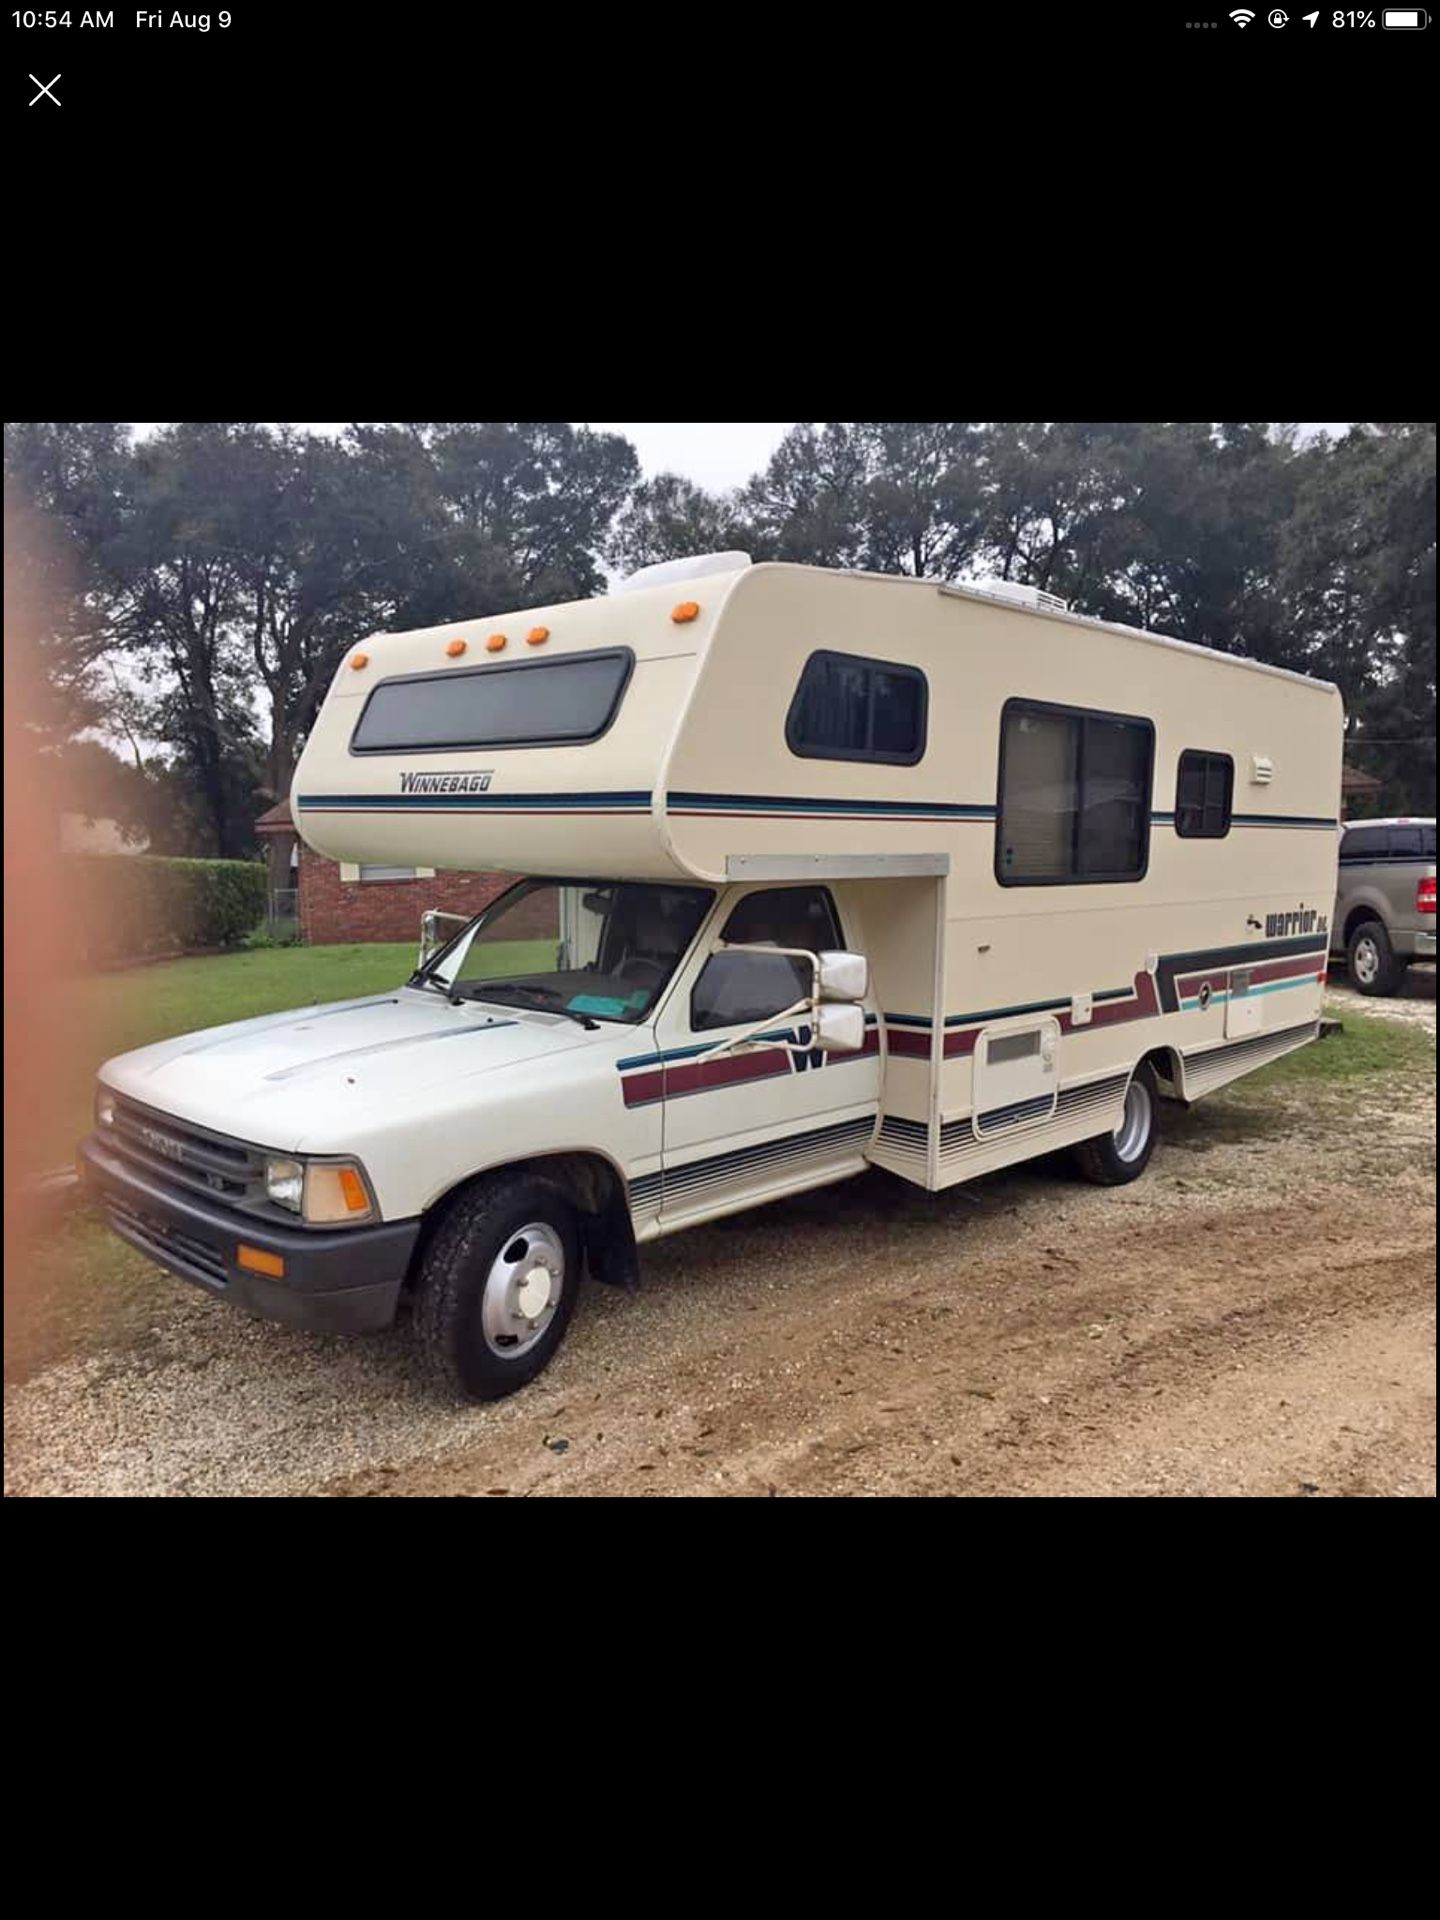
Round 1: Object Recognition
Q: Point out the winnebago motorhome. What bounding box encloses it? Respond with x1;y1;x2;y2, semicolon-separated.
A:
81;554;1345;1399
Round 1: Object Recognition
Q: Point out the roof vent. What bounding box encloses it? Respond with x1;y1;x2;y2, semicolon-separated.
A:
971;579;1070;615
614;551;752;595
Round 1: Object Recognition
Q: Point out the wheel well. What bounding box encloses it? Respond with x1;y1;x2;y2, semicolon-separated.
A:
1344;904;1383;945
1140;1046;1184;1101
413;1152;636;1293
427;1151;626;1226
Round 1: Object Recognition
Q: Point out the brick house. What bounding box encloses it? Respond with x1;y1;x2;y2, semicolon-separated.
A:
255;798;513;945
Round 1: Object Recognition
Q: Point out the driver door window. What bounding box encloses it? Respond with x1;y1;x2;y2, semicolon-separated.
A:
691;887;843;1032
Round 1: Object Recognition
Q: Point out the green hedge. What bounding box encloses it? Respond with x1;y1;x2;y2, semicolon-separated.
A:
63;855;268;967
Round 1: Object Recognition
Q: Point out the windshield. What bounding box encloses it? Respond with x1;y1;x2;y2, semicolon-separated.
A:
416;880;714;1024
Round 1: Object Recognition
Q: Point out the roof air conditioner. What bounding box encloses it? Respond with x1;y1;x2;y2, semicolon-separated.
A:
615;552;752;595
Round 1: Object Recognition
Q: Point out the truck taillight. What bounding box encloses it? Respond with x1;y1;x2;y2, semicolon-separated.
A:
1419;877;1436;914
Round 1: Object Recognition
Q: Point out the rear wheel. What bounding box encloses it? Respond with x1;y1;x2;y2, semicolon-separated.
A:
1071;1063;1159;1187
1347;919;1403;996
414;1172;581;1401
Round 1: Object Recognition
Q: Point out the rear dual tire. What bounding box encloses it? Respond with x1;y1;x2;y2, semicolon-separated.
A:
1071;1062;1159;1186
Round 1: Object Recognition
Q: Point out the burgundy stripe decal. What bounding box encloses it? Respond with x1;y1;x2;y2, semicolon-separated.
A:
891;971;1163;1060
619;1028;879;1108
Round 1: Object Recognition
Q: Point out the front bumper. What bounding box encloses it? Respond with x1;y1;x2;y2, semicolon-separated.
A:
79;1133;421;1332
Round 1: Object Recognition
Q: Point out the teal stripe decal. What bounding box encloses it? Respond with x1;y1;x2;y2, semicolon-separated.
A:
299;791;651;811
1179;975;1320;1010
886;987;1131;1031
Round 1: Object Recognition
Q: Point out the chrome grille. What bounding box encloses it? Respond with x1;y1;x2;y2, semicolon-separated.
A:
105;1094;269;1212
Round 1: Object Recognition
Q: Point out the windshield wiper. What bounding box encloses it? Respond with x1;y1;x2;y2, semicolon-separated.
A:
470;982;600;1030
408;971;454;998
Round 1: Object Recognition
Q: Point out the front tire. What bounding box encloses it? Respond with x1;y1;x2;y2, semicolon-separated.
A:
1347;919;1403;996
414;1172;581;1401
1071;1063;1159;1187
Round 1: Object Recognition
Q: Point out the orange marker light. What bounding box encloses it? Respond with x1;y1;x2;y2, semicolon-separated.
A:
350;652;369;670
237;1244;286;1279
486;633;508;653
446;638;468;658
671;601;700;623
337;1167;370;1213
526;626;550;646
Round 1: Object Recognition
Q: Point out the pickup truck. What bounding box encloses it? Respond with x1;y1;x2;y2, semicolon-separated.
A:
1331;817;1436;995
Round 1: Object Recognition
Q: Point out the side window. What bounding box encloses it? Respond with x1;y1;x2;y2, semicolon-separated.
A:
691;888;844;1032
786;651;927;766
996;699;1153;885
1176;750;1234;839
1340;826;1387;862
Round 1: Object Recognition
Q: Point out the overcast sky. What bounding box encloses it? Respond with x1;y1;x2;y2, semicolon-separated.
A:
127;424;1355;494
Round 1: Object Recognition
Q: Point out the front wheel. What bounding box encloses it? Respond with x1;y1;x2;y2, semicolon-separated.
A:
1071;1063;1159;1187
414;1172;581;1401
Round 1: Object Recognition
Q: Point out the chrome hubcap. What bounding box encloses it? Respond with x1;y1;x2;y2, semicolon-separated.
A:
1114;1078;1152;1163
481;1222;565;1359
1354;938;1380;984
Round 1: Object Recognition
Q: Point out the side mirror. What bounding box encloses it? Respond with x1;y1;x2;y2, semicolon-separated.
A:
811;1002;866;1053
418;909;473;969
816;950;869;1002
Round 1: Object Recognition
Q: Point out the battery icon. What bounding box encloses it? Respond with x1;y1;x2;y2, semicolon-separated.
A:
1382;7;1428;22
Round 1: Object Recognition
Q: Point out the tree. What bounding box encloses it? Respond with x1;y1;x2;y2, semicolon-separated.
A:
607;472;757;575
93;422;270;856
1279;422;1436;811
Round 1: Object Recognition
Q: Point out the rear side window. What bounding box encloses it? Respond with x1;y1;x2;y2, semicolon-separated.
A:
786;651;927;766
1175;750;1233;839
351;649;633;754
1388;826;1430;858
1340;825;1388;862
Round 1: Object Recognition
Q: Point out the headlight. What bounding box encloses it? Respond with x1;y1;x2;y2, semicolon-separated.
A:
265;1156;305;1213
95;1087;117;1129
265;1155;376;1226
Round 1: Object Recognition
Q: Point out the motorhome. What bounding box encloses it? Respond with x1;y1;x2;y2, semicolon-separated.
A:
81;554;1345;1399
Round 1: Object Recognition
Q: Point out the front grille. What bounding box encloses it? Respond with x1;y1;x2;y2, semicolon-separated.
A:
107;1196;230;1289
104;1093;270;1213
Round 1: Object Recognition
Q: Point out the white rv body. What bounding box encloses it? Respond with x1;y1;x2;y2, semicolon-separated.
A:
294;558;1342;1197
84;557;1342;1391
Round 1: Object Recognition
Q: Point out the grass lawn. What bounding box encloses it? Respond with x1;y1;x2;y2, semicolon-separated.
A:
1232;1006;1434;1087
27;937;556;1182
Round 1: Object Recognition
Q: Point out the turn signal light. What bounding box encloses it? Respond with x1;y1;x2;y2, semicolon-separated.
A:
1419;877;1436;915
446;638;468;657
486;633;508;653
337;1166;370;1213
526;626;550;646
350;652;369;670
237;1244;286;1280
671;601;700;623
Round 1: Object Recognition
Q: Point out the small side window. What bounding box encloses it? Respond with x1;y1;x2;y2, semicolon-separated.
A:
1175;750;1234;839
785;651;927;766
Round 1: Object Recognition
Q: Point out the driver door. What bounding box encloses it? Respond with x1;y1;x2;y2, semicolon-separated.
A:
650;884;880;1226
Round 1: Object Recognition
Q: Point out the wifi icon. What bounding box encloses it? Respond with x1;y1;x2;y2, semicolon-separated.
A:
1230;6;1256;19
